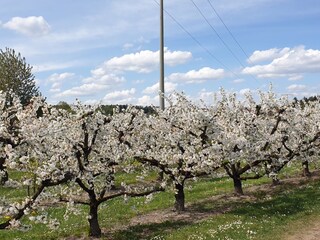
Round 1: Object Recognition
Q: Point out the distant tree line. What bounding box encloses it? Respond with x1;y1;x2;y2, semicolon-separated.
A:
293;95;320;108
54;101;157;116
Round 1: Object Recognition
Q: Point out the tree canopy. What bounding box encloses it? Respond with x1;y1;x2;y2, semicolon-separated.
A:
0;48;40;105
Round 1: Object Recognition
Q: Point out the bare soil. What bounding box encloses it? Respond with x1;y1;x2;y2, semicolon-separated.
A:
116;172;320;230
65;171;320;239
285;220;320;240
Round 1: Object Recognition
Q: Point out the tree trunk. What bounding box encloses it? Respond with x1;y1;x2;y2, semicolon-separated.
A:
0;157;8;185
174;183;185;212
157;171;164;181
233;177;244;195
88;202;101;237
272;177;281;186
302;161;311;177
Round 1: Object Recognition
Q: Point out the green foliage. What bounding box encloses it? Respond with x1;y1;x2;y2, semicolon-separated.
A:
53;101;75;114
99;104;157;116
0;48;40;105
52;102;156;116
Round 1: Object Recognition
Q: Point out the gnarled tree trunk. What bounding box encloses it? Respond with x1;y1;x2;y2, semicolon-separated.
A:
302;161;311;177
232;176;244;195
0;157;8;185
88;202;101;237
271;177;281;186
174;182;185;212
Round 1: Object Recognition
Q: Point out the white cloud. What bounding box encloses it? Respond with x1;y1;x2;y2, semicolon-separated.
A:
102;48;192;73
143;82;177;94
72;47;188;101
137;95;158;106
49;88;61;93
62;68;126;100
166;67;225;83
288;75;303;81
47;72;75;93
48;72;75;83
103;88;136;101
2;16;50;37
102;88;136;104
287;84;307;92
83;74;125;85
197;90;215;104
83;99;100;105
248;48;290;63
233;79;245;83
238;88;252;95
56;83;108;97
243;46;320;79
122;43;134;50
134;79;145;84
52;71;126;100
33;61;81;73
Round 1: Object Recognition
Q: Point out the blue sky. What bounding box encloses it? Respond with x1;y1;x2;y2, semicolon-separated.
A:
1;0;320;105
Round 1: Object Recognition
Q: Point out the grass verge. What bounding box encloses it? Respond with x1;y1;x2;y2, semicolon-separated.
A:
0;168;319;239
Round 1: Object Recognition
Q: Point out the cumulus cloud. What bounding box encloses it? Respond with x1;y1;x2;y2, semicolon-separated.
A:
137;95;158;106
287;84;307;92
48;72;75;93
243;46;320;79
50;71;125;99
166;67;225;83
103;88;136;103
70;70;126;98
100;48;192;73
197;89;215;104
143;82;177;94
2;16;50;36
53;47;190;100
56;83;109;97
48;72;75;83
248;47;290;63
83;74;125;85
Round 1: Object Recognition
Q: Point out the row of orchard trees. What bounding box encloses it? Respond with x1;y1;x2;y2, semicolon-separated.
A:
0;89;320;237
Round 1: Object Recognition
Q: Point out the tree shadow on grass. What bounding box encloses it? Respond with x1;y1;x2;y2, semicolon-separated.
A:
105;181;320;240
106;220;188;240
105;195;258;239
231;183;320;219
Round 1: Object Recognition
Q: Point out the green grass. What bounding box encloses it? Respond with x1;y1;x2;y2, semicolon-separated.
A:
0;164;319;239
112;180;320;240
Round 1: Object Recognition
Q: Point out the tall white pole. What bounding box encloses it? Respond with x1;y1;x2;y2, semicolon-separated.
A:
159;0;165;110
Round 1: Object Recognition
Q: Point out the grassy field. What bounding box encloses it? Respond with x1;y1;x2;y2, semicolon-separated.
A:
0;165;319;240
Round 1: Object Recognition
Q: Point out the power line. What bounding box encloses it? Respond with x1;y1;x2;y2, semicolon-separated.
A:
153;0;242;80
207;0;253;63
190;0;246;69
190;0;258;81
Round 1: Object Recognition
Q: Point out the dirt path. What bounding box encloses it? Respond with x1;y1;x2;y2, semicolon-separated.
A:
66;172;320;239
285;220;320;240
122;173;320;229
107;172;320;240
